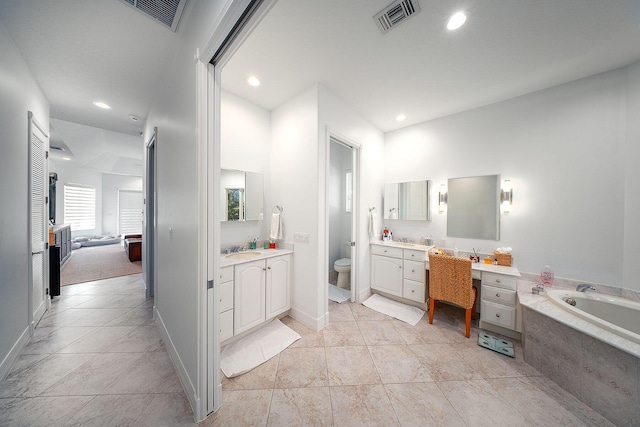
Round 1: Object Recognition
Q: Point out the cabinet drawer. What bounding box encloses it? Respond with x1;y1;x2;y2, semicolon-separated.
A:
220;281;233;312
371;244;403;258
481;300;516;329
482;284;516;306
403;279;425;303
404;249;427;261
482;272;516;290
403;260;425;282
220;309;233;341
220;266;233;283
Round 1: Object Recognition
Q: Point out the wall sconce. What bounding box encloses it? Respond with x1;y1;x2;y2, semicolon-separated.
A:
501;179;513;213
438;184;447;212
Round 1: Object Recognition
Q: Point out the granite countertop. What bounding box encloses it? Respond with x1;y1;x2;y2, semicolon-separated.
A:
370;240;434;252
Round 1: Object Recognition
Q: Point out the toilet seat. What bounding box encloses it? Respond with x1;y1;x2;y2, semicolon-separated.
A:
335;258;351;267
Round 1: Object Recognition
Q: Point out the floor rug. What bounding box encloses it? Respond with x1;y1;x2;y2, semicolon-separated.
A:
328;283;350;303
61;243;142;286
221;318;300;378
362;293;425;325
477;332;515;358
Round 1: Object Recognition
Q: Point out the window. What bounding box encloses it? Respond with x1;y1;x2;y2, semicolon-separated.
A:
118;189;143;235
64;183;96;231
345;170;353;213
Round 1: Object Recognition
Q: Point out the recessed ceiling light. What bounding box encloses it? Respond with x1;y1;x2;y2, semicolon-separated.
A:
446;11;467;30
396;114;406;122
247;76;261;87
129;114;140;121
93;101;112;109
62;157;71;161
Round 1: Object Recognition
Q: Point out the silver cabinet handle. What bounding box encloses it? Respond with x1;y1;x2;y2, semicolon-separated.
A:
496;313;500;318
496;279;501;283
496;293;500;297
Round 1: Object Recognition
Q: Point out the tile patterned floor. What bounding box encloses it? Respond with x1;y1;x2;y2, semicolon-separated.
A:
1;275;615;426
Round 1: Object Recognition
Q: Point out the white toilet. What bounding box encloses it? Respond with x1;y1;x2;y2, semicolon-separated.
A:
334;243;351;289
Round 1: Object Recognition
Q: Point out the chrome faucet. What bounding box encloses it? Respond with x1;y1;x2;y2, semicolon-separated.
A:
576;284;596;292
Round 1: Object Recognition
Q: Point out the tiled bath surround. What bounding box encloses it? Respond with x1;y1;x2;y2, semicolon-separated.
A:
519;275;640;426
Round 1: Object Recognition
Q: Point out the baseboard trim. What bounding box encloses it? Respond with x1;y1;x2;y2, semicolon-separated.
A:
289;306;327;332
0;326;30;382
154;307;199;418
358;286;372;303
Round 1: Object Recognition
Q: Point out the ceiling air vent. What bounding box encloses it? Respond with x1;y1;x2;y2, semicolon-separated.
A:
119;0;188;32
50;145;65;152
374;0;421;34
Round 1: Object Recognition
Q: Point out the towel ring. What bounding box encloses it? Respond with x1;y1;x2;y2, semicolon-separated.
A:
369;207;376;213
272;205;283;214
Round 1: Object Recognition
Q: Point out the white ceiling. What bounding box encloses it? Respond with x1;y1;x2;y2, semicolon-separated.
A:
224;0;640;132
1;0;640;170
0;0;178;176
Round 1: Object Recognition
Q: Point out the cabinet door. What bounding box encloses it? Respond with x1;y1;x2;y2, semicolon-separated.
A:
266;255;291;319
234;260;266;334
371;255;403;296
220;309;234;342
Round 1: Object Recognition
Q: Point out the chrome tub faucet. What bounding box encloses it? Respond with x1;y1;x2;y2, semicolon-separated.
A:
576;284;596;292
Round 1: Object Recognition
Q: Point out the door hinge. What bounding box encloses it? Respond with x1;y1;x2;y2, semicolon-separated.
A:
46;151;49;159
350;241;356;246
45;196;48;204
207;279;214;289
45;243;49;250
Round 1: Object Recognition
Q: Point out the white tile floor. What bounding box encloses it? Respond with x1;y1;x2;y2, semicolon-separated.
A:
1;274;614;426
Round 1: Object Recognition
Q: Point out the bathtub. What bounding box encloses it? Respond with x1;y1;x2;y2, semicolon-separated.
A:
546;289;640;345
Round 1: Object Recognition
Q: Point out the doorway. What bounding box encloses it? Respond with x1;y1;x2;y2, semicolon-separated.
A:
328;137;356;304
144;129;156;298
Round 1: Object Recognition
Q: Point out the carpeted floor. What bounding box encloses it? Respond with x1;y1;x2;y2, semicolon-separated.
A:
61;243;142;286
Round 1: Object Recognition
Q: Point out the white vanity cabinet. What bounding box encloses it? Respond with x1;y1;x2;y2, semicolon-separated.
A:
232;254;291;336
371;245;404;296
480;271;519;332
219;266;234;341
371;244;427;303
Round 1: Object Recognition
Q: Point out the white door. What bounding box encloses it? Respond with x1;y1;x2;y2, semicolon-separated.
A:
28;112;49;331
265;255;290;318
233;260;266;334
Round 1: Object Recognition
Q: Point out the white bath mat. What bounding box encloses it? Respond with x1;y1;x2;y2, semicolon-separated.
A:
328;283;351;303
220;318;300;378
362;294;425;326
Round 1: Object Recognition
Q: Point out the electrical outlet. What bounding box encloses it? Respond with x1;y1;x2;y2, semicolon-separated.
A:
293;232;310;244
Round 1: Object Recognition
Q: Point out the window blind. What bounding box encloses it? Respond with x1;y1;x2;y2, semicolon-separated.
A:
64;184;96;231
118;189;143;235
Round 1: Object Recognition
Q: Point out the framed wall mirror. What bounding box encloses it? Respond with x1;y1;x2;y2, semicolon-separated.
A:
447;174;500;240
384;180;431;220
220;169;264;221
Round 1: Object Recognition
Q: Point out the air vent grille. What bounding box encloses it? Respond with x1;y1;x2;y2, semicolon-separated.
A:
374;0;421;34
50;145;65;152
120;0;187;31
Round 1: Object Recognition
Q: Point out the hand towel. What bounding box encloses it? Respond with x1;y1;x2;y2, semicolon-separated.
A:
270;213;283;240
368;211;378;238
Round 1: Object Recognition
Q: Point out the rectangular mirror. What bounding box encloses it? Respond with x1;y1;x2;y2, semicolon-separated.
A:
221;169;264;221
384;180;431;220
447;174;500;240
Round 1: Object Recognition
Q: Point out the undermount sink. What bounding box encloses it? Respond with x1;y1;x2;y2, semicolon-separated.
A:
225;251;262;260
392;242;417;247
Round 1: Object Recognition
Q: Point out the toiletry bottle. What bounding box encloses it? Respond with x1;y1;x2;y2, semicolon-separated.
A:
389;229;393;242
540;265;554;286
453;247;458;257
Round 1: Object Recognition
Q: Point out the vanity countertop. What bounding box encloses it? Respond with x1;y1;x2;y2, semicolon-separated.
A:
370;240;434;252
220;248;293;267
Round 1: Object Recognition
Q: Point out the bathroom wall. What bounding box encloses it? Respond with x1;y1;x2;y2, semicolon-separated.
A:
623;61;640;288
221;90;271;249
270;85;321;327
328;140;352;270
384;65;637;289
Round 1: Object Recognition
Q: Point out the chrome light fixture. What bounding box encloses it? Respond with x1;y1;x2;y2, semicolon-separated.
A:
501;180;513;213
438;184;448;212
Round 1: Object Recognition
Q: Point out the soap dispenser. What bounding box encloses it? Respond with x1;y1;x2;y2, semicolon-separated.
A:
540;265;554;286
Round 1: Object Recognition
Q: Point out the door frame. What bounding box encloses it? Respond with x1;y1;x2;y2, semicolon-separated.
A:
144;129;157;298
324;130;362;307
